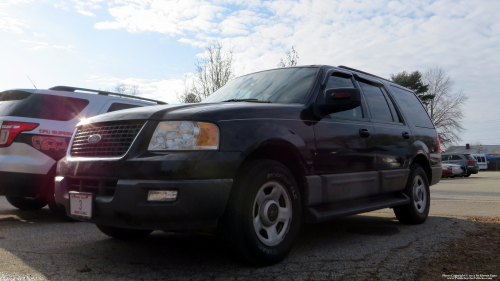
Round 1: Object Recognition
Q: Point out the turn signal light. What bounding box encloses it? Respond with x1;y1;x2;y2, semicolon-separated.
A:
0;121;39;147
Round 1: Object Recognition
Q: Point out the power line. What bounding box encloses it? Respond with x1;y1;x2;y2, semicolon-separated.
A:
463;118;500;124
461;137;500;141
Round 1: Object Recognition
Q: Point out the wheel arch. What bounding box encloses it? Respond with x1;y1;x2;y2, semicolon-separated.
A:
237;140;309;204
410;154;432;184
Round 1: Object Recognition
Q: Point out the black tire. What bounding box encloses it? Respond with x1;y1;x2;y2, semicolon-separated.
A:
5;196;47;210
394;164;430;225
218;159;302;266
464;173;471;177
96;225;153;239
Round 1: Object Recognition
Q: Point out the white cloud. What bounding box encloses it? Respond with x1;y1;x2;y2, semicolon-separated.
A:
33;32;48;37
0;0;34;8
72;0;103;17
0;11;29;34
20;40;74;51
54;1;69;10
94;0;226;35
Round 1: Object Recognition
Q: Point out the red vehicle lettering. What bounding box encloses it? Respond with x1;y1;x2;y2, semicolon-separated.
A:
32;136;68;151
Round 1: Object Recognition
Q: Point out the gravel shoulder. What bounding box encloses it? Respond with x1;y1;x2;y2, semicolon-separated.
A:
418;216;500;281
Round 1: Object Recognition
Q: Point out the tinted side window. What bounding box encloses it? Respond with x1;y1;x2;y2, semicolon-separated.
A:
0;90;32;116
9;94;89;121
442;155;449;161
451;155;462;160
359;81;393;122
382;89;401;123
327;74;363;119
107;103;141;113
390;86;434;128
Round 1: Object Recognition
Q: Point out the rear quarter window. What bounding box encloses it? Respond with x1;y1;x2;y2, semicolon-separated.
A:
107;103;142;113
4;93;89;121
389;86;434;128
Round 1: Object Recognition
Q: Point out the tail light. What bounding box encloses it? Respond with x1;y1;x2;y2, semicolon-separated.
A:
436;133;441;153
0;121;39;147
467;159;472;165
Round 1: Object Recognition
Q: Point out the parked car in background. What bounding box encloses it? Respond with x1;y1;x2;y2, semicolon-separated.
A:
0;86;166;215
470;153;488;170
441;153;479;177
441;164;464;178
55;65;442;265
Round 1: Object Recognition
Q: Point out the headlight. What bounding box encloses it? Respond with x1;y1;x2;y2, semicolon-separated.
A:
148;121;219;151
451;166;458;170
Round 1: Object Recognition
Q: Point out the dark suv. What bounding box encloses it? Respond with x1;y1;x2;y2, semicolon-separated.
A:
54;66;441;265
441;154;479;177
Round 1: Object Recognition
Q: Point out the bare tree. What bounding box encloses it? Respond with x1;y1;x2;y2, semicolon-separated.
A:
114;83;128;94
422;67;468;148
277;46;299;67
128;85;140;96
113;83;140;96
179;42;234;103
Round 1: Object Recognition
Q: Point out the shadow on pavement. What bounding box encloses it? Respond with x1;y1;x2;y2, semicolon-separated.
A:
0;214;477;280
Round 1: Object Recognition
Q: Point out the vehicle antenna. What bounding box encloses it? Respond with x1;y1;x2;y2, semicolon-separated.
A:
27;75;37;89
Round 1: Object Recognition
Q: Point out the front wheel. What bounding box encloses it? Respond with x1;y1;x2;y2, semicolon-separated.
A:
96;225;153;239
394;164;430;225
219;159;302;266
5;196;47;210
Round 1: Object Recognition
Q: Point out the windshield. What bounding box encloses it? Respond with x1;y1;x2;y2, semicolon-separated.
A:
201;67;318;104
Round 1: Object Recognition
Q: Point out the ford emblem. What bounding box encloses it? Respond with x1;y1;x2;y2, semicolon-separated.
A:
88;134;102;144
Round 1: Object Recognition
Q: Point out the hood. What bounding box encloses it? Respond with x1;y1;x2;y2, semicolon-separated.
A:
78;102;308;125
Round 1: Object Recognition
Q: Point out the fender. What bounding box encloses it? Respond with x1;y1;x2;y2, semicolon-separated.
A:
408;140;430;167
218;119;315;175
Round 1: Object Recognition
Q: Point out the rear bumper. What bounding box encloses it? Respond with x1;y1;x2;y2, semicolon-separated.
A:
55;177;233;230
467;166;479;174
0;171;51;197
430;166;442;185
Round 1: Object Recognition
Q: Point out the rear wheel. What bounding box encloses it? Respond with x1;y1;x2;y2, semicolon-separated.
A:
464;173;471;177
96;225;153;239
394;164;430;225
219;159;302;266
5;196;47;210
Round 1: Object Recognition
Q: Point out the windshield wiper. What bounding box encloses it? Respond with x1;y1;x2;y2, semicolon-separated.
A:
222;98;271;103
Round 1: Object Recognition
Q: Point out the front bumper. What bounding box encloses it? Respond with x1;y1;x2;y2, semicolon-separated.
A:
55;177;232;230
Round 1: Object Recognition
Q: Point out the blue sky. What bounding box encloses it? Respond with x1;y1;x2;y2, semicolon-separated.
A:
1;0;499;147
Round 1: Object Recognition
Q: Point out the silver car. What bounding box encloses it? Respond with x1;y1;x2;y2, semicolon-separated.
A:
442;164;465;178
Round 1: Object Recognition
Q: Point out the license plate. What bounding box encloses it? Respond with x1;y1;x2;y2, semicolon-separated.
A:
69;192;93;218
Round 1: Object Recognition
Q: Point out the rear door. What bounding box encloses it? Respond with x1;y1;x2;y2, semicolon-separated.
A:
356;77;412;192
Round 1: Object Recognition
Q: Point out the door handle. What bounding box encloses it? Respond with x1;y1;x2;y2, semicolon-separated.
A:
359;128;371;138
402;132;411;139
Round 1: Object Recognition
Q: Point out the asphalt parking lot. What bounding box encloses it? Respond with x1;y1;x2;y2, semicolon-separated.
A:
1;172;499;281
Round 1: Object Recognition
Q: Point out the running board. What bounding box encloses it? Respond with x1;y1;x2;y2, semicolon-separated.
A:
304;193;410;223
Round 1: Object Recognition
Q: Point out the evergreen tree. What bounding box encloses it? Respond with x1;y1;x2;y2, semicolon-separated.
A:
390;71;433;104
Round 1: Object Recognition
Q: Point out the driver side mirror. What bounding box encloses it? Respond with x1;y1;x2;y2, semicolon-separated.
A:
315;88;361;116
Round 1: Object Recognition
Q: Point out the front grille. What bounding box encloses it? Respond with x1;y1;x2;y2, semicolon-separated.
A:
70;120;146;158
67;178;118;197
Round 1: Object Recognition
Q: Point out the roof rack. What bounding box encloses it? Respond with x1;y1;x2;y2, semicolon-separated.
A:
49;86;168;105
337;66;392;83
